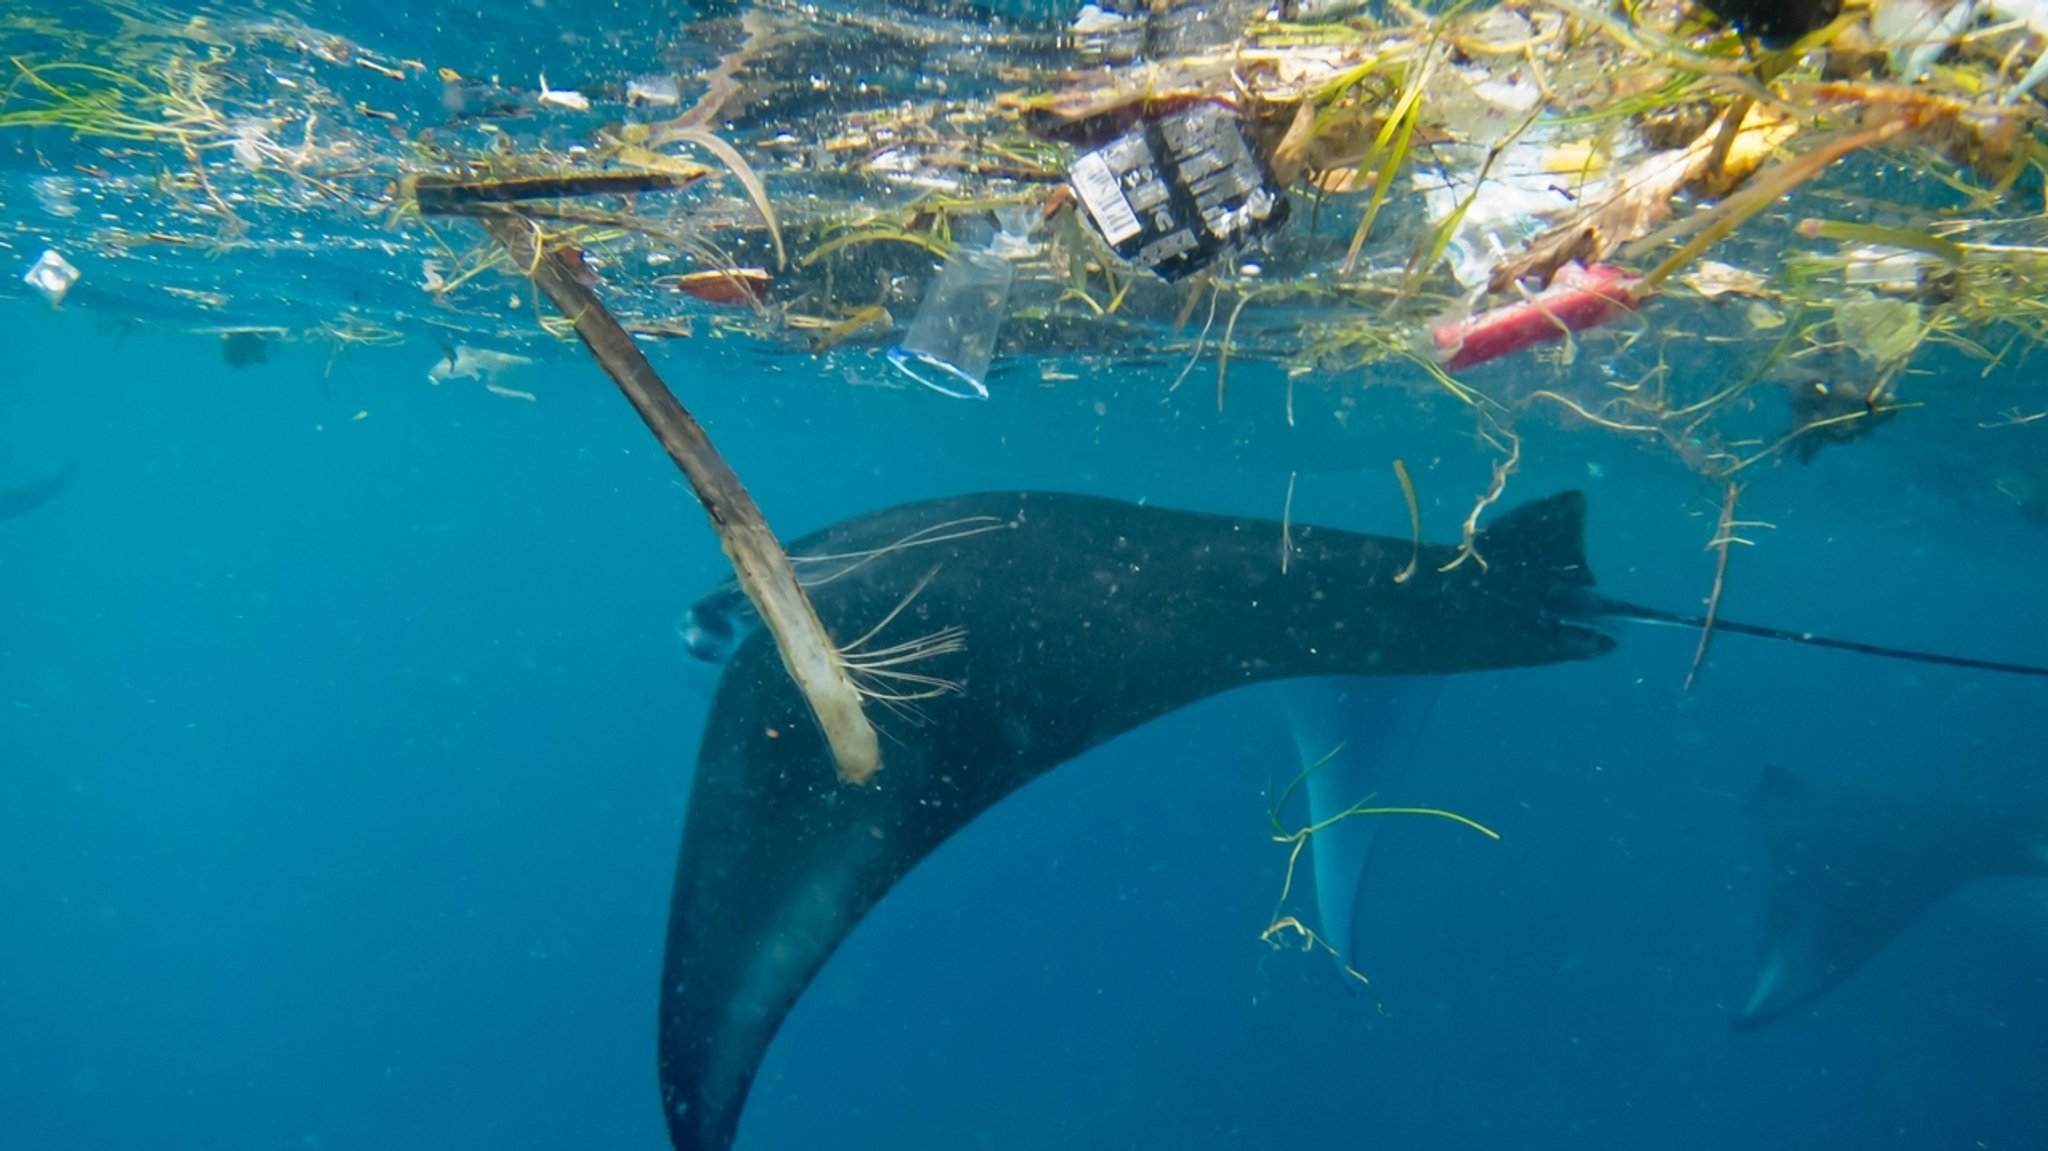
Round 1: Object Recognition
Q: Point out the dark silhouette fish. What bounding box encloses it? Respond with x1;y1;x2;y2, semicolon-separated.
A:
659;489;2045;1151
1733;765;2048;1030
0;460;75;521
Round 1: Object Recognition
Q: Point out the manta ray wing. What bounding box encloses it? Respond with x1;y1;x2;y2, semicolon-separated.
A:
1275;676;1446;969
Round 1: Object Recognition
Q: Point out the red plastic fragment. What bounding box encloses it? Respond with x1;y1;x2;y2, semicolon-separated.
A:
1432;263;1645;372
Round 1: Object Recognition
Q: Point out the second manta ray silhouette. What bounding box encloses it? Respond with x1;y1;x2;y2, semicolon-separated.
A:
1733;765;2048;1030
661;489;2046;1151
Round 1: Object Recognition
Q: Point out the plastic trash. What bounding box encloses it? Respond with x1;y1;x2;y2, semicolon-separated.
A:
1697;0;1842;46
1841;246;1943;297
1432;262;1644;371
1422;155;1583;290
427;344;534;385
1069;3;1146;64
1139;0;1267;56
1069;0;1265;63
1413;57;1600;290
626;74;681;108
1067;103;1290;281
23;250;79;306
1834;290;1924;365
989;203;1043;259
32;176;78;219
888;246;1015;399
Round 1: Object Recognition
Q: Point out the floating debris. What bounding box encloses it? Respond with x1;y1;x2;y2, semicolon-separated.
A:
22;250;79;306
671;268;773;307
1681;261;1772;300
1697;0;1842;46
1786;376;1902;463
1067;103;1289;282
409;170;703;215
219;329;271;368
888;247;1016;399
428;345;534;386
4;0;2048;491
483;211;884;786
536;74;590;112
1433;264;1645;373
626;74;681;108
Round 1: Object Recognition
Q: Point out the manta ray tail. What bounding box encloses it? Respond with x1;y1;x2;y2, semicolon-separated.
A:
1593;599;2048;680
1453;492;2048;680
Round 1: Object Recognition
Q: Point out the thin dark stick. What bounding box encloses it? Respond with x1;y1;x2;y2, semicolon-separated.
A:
1602;598;2048;680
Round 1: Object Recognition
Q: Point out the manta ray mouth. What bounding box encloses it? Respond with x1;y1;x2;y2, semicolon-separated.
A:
678;588;750;663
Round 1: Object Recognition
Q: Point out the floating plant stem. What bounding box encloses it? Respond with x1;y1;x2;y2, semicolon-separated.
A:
476;210;882;785
1686;482;1740;692
1633;122;1906;289
1391;459;1421;585
1794;217;1965;266
651;127;785;271
410;170;700;215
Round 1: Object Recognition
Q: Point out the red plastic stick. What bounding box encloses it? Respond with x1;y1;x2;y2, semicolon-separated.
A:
1432;263;1644;372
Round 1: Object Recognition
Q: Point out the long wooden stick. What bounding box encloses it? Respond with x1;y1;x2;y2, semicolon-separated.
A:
481;212;882;784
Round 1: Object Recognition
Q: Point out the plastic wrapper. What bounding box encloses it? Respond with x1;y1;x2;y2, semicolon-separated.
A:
1067;103;1289;281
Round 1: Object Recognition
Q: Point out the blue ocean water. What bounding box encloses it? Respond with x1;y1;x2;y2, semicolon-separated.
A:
3;295;2045;1151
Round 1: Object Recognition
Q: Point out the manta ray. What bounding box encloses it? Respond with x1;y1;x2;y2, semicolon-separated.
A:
659;489;2043;1151
1733;765;2048;1030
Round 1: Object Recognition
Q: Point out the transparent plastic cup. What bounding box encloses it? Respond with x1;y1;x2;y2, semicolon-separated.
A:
888;247;1015;399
